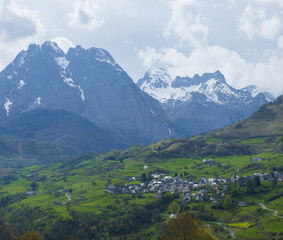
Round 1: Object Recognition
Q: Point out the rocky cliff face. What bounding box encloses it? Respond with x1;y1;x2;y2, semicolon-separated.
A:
138;69;271;137
0;42;172;146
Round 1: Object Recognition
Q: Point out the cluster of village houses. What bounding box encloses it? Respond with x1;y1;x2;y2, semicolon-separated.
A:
105;160;283;205
23;158;283;207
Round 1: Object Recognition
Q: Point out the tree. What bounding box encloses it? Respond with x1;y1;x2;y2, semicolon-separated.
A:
141;173;147;182
19;231;43;240
30;182;39;191
223;195;232;209
0;216;16;240
246;179;255;194
169;201;180;214
231;188;239;197
254;176;261;187
160;212;217;240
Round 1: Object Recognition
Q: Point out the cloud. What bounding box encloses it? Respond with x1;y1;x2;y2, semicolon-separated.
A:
137;0;283;96
69;0;106;30
138;45;283;96
278;35;283;49
164;0;208;47
238;4;282;40
0;0;44;71
51;37;75;53
0;0;44;42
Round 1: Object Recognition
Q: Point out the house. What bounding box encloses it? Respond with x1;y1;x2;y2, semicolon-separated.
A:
76;196;85;200
274;171;283;181
54;201;62;205
238;201;246;207
129;177;136;181
196;195;203;201
170;214;177;219
207;159;215;163
223;185;228;191
251;158;262;162
25;191;36;196
182;196;191;204
144;166;148;170
201;176;206;181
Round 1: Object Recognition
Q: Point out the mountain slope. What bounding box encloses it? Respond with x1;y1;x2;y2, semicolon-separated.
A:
137;69;270;137
0;108;127;167
0;42;172;146
215;95;283;138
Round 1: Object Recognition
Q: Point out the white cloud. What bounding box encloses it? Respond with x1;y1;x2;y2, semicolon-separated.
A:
238;4;281;40
0;0;44;71
277;35;283;49
0;0;44;42
164;0;208;47
138;44;283;96
69;0;106;30
51;37;74;53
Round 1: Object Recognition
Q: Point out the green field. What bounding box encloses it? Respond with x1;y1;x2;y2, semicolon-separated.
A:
0;134;283;239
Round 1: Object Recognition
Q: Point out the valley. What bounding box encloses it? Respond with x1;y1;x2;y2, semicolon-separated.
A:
0;126;282;239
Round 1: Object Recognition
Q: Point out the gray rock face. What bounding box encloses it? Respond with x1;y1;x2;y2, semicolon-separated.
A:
138;69;271;137
0;41;172;145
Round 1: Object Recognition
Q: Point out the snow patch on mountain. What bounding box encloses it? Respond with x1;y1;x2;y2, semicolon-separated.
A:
78;85;85;101
45;41;62;54
35;97;41;105
4;98;12;116
18;80;26;90
56;57;70;70
242;85;274;102
62;77;76;88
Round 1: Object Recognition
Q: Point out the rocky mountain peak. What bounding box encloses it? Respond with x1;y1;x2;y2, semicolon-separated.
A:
0;41;172;146
137;68;173;90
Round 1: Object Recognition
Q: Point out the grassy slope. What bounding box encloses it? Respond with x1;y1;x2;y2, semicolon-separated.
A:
0;97;283;239
0;138;282;239
215;96;283;138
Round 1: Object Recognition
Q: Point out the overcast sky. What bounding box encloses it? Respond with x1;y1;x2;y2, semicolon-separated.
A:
0;0;283;96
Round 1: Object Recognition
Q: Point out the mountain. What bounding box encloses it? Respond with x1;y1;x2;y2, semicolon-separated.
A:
137;69;271;137
242;85;274;102
215;95;283;139
0;41;172;146
0;108;127;168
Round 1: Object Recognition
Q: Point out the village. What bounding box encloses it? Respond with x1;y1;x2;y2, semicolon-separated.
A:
105;160;283;206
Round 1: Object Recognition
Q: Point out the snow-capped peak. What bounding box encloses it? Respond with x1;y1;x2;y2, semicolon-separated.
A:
242;85;274;101
137;69;237;104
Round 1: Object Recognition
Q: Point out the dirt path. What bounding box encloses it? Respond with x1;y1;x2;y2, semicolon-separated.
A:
257;203;283;219
215;222;238;239
62;193;71;204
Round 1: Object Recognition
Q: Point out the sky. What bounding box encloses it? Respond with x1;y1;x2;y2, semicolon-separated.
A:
0;0;283;96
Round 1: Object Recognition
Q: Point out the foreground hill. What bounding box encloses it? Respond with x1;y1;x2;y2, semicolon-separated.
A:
137;69;272;137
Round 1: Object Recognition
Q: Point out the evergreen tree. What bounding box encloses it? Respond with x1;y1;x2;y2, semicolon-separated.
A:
254;176;261;187
246;179;255;194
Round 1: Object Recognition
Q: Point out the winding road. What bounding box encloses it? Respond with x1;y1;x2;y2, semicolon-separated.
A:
257;203;283;219
62;193;71;204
